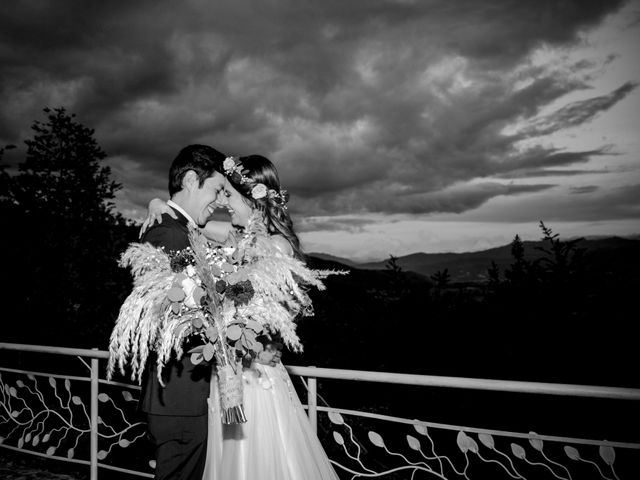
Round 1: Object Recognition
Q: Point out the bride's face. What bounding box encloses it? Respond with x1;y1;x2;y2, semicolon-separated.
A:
224;180;253;228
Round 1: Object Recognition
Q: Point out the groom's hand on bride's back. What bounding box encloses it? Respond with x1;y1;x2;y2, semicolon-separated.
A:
139;198;178;238
256;342;283;367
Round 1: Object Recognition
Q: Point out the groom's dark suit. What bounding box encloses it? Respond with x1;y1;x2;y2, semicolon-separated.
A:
140;207;211;480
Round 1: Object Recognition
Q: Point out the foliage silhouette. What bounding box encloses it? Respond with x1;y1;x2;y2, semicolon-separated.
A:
430;268;451;289
1;108;138;347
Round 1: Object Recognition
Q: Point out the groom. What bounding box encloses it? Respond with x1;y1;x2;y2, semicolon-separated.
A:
140;144;227;480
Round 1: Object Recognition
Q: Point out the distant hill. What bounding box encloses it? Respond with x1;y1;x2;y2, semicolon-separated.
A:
312;236;640;282
304;254;429;286
306;252;360;267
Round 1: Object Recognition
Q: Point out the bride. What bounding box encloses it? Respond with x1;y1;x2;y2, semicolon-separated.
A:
144;154;339;480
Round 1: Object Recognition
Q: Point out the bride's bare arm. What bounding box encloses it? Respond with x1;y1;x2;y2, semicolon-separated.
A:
139;198;177;238
139;197;232;242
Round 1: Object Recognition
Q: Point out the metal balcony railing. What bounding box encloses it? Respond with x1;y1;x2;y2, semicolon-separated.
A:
1;342;638;479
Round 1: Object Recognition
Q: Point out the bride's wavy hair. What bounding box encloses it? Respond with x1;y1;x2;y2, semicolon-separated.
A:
229;155;304;260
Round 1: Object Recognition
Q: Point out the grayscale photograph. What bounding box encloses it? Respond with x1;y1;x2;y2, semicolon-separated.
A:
1;1;639;479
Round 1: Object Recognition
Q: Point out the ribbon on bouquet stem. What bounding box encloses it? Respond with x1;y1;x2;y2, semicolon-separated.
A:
215;349;247;424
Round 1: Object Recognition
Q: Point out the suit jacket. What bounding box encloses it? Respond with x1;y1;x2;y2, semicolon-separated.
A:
138;208;211;416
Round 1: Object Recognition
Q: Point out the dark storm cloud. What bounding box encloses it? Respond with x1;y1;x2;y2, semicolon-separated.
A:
370;182;556;215
0;2;179;130
500;168;612;178
523;82;638;136
291;181;556;217
573;183;640;220
497;146;615;174
0;0;632;219
570;185;599;194
467;182;640;223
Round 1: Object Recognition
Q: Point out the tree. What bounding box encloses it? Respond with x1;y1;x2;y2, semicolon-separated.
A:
0;144;17;204
486;261;501;290
535;221;585;284
385;254;402;275
3;108;137;346
503;234;530;285
383;254;408;300
12;107;121;221
430;268;451;289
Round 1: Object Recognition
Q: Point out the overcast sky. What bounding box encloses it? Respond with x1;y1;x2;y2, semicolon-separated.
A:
2;0;639;261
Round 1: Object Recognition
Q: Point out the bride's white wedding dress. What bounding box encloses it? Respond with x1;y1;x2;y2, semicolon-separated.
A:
203;362;339;480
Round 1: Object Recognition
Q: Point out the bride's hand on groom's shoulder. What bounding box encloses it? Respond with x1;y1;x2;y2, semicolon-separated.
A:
139;198;177;238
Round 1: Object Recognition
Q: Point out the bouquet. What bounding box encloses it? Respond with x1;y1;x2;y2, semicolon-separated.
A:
107;214;346;424
107;228;255;423
182;226;262;424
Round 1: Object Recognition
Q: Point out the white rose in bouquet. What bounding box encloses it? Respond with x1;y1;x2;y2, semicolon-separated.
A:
181;276;199;308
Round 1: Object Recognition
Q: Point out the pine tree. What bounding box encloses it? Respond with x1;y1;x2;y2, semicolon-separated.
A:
504;234;529;285
3;108;137;346
12;107;120;221
430;268;451;289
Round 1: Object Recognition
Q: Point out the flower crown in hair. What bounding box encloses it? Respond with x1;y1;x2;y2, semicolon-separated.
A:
223;156;288;208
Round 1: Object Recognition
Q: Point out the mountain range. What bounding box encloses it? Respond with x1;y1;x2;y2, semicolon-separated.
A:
309;236;640;282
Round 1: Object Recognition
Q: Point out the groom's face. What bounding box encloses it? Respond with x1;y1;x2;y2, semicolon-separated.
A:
190;171;227;226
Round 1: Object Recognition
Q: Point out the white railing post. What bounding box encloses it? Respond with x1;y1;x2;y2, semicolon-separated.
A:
90;349;99;480
308;367;317;434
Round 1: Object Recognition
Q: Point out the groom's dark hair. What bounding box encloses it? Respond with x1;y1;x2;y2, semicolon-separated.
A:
168;144;226;196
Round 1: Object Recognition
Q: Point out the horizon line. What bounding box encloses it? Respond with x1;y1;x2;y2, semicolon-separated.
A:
308;232;640;264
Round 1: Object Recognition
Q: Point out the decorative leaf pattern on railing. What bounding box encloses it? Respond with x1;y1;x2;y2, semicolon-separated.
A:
94;388;148;464
0;369;149;471
1;363;637;479
1;372;87;459
327;411;632;479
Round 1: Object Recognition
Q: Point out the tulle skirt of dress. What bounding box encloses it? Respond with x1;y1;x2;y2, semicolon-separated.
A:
203;362;339;480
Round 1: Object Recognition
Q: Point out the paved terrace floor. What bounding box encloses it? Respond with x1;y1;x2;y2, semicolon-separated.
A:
0;450;86;480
